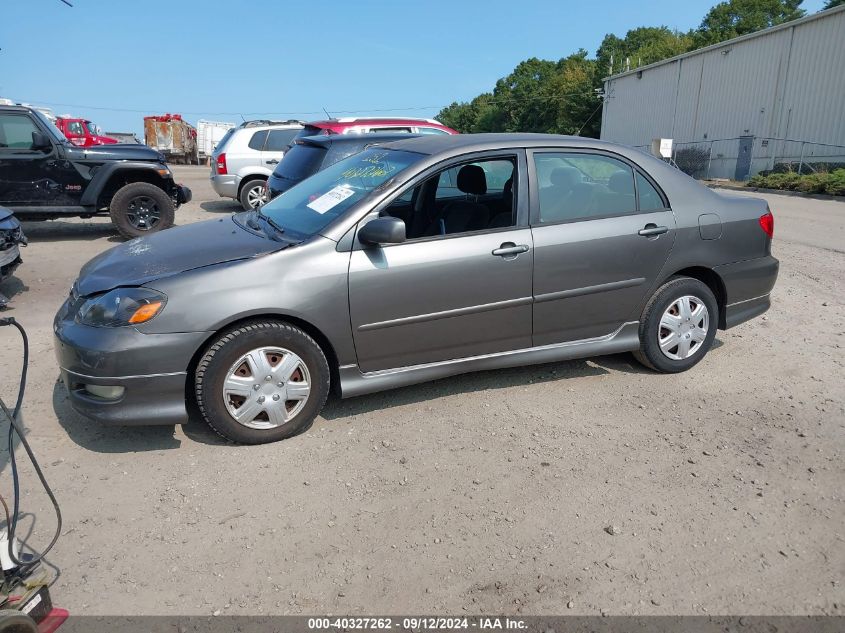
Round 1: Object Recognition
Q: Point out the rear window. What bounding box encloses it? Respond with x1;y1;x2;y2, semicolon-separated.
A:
214;128;235;153
265;128;300;151
274;143;327;181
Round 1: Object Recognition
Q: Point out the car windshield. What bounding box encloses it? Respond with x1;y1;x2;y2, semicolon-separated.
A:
85;121;99;135
32;110;67;143
261;148;421;239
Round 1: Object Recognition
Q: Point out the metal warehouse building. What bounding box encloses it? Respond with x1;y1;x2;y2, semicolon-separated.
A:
600;5;845;180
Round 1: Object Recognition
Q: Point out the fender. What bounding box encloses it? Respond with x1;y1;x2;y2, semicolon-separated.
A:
80;161;170;206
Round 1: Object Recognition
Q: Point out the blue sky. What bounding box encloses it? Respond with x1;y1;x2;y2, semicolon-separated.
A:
0;0;826;134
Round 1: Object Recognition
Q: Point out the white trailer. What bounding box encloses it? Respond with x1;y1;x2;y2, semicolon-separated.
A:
197;120;235;162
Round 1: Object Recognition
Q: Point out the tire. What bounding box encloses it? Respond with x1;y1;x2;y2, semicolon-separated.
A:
633;276;718;373
239;178;266;210
195;321;330;444
109;182;175;239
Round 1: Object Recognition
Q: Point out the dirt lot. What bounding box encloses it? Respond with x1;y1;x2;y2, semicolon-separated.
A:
1;167;842;616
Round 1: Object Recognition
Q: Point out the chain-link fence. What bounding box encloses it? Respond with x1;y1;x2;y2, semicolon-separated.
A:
633;137;845;181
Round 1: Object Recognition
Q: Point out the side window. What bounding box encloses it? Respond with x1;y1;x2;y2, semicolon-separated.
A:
265;129;299;152
533;152;636;224
417;127;450;135
636;172;665;210
0;114;41;150
248;130;268;150
383;157;517;240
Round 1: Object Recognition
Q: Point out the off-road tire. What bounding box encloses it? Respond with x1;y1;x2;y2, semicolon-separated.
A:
633;276;718;373
195;321;330;444
109;182;175;239
239;178;266;210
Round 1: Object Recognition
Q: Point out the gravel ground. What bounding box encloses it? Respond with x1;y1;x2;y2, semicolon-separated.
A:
0;167;842;616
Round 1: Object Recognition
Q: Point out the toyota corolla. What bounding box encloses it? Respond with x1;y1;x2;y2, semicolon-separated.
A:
54;134;778;444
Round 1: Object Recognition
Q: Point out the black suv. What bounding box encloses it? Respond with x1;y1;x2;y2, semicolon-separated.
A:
0;105;191;238
265;132;420;201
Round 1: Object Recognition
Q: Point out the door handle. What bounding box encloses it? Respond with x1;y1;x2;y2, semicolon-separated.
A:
265;159;279;165
492;243;530;257
638;224;669;237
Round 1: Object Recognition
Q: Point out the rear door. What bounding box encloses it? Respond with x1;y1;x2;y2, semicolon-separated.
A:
259;128;301;171
528;149;676;345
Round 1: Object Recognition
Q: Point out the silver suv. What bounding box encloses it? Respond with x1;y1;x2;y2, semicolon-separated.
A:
210;120;303;210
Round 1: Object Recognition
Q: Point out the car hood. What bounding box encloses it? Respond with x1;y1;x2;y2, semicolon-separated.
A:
76;216;288;296
65;143;165;162
0;206;19;227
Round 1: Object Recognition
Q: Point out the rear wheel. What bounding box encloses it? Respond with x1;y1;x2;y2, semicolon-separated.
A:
633;277;718;373
239;178;266;210
109;182;175;239
195;321;330;444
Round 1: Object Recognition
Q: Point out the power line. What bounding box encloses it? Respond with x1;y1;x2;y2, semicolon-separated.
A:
18;90;600;119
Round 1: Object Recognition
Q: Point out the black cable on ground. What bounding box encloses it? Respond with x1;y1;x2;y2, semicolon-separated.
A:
0;317;62;570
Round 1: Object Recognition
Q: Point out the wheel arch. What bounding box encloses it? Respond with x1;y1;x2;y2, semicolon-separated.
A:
91;167;170;210
184;312;342;411
663;266;728;329
236;174;268;197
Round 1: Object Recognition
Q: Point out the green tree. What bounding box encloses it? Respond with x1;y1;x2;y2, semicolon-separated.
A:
596;27;694;77
822;0;844;8
695;0;805;46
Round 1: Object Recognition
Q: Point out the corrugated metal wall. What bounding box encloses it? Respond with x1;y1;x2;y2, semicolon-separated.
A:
600;6;845;178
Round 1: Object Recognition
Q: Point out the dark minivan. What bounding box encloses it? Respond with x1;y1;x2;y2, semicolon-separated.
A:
265;133;419;201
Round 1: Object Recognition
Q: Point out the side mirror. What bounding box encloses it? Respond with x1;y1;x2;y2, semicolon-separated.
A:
31;131;52;152
358;216;406;246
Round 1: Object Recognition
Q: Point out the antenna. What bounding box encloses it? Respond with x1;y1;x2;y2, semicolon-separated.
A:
322;107;332;119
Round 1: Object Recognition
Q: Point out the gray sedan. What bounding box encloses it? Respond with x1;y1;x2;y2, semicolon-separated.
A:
54;134;778;444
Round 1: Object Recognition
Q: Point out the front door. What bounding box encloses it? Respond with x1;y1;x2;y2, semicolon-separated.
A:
348;152;534;373
0;111;57;206
528;150;677;345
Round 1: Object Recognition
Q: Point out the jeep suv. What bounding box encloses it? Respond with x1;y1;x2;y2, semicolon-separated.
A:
210;120;303;210
0;105;191;239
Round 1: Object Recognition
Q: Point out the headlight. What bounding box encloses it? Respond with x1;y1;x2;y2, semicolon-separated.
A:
76;287;167;327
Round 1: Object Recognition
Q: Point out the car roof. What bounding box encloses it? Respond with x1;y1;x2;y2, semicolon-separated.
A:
296;132;423;148
0;105;31;113
380;133;639;156
305;118;445;127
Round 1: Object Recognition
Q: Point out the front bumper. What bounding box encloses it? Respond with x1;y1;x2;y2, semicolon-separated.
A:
176;184;192;206
54;302;211;426
210;174;239;199
0;243;21;273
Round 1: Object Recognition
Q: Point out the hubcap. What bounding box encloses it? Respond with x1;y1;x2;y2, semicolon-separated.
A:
126;196;161;230
658;295;709;361
222;347;311;429
246;184;265;208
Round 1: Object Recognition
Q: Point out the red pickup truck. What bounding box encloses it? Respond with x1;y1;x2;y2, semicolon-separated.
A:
55;117;118;147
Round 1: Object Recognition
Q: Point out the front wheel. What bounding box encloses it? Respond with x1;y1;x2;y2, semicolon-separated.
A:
195;321;330;444
633;277;718;373
109;182;175;239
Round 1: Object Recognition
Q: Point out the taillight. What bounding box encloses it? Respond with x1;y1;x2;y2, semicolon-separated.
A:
216;153;227;175
758;210;774;238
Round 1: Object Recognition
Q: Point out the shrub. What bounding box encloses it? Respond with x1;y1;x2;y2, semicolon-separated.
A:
747;168;845;196
824;169;845;196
